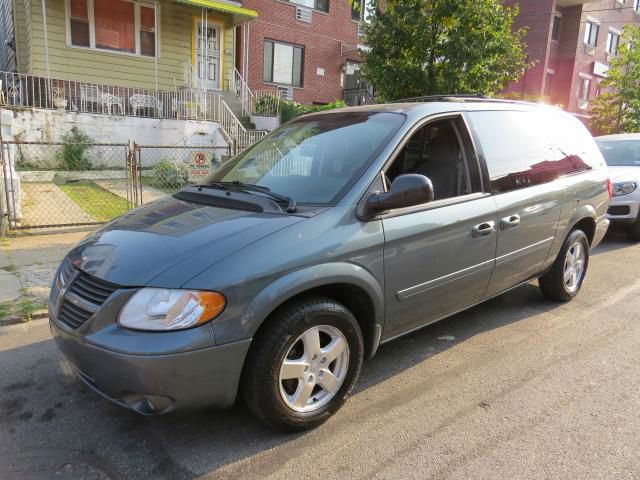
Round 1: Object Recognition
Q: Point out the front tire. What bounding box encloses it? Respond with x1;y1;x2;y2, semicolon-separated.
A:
539;229;590;302
241;297;364;432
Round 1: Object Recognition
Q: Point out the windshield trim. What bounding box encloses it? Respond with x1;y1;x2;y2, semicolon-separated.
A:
206;111;407;207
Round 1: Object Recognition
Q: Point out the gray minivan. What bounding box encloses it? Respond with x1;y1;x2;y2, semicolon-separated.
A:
49;99;610;431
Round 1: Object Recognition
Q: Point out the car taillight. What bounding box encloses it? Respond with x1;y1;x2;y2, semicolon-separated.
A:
607;178;613;199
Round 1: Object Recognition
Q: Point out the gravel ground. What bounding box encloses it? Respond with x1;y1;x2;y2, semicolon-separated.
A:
0;231;638;480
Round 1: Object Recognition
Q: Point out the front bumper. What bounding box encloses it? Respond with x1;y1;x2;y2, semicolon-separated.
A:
606;197;640;225
50;320;251;414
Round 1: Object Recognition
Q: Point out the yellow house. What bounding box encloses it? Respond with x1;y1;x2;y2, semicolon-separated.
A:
3;0;257;92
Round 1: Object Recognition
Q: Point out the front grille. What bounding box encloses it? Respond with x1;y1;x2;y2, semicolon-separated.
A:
56;261;119;329
608;205;631;216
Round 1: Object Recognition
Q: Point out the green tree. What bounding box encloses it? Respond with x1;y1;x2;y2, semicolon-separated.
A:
590;25;640;135
360;0;527;101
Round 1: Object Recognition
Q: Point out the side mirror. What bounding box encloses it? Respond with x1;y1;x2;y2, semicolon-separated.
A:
365;174;434;215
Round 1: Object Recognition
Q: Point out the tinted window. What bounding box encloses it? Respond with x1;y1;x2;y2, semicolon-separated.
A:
547;113;604;171
468;110;596;194
596;140;640;167
207;112;405;205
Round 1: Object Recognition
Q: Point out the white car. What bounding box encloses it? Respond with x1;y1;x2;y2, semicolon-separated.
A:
596;133;640;240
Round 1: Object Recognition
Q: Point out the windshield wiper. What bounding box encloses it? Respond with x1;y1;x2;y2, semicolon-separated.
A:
198;181;297;213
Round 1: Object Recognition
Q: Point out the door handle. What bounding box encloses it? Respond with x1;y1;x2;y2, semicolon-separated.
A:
472;221;496;238
500;214;521;230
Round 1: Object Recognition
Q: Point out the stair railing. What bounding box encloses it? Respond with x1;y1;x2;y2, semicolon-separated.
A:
232;68;254;117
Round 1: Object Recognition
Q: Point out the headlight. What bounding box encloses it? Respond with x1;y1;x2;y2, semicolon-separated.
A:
613;181;638;197
118;288;226;331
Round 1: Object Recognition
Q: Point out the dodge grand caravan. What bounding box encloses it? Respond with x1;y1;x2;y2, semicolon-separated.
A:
49;99;610;431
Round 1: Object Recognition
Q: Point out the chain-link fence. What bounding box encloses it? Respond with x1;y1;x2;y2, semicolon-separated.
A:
1;140;231;232
134;145;231;204
1;141;132;230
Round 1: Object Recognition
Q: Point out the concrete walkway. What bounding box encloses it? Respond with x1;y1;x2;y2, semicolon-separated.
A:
0;231;89;320
0;242;21;303
95;179;167;204
21;183;95;227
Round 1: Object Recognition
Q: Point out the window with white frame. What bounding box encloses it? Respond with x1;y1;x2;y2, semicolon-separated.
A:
351;0;373;22
607;30;621;55
264;40;304;87
286;0;328;13
578;76;591;101
584;20;599;47
67;0;157;57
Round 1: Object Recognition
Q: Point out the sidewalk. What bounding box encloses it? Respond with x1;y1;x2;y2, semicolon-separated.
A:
0;230;89;324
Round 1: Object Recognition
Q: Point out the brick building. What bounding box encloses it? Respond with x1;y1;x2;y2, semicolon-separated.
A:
236;0;371;105
505;0;640;119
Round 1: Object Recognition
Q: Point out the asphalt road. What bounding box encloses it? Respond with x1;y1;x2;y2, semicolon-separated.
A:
1;231;639;480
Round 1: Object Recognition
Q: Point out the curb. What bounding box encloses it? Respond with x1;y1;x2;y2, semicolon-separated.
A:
0;309;48;326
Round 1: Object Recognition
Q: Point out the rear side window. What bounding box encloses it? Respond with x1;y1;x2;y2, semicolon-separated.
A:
468;110;597;194
547;113;605;171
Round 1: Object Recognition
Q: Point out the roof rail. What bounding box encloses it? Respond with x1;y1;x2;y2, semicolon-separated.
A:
389;94;487;103
388;94;546;106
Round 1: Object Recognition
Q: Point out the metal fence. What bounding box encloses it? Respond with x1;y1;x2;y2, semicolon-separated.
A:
132;144;231;205
0;140;230;232
0;70;220;122
0;69;268;154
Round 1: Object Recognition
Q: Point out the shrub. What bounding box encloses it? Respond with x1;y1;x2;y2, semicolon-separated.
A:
56;127;95;170
280;99;347;123
151;160;188;190
254;94;282;117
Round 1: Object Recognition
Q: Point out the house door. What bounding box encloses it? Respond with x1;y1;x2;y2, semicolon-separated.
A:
344;62;372;106
194;22;221;90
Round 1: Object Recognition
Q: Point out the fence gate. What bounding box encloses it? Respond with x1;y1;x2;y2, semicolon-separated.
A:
0;139;131;231
0;139;231;233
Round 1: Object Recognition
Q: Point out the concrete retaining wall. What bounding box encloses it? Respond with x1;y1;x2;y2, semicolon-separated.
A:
10;109;228;168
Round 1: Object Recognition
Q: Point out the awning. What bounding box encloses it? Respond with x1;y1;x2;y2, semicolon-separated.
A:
175;0;258;24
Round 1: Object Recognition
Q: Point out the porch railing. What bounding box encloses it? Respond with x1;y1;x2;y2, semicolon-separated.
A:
0;70;268;153
0;70;220;121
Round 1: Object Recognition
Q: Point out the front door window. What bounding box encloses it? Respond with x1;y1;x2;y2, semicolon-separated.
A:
195;22;221;90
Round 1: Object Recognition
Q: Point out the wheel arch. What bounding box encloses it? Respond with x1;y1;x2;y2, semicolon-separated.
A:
241;263;385;360
571;216;596;245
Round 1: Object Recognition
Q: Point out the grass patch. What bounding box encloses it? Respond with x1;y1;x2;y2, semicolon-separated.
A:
58;181;129;222
0;297;46;322
0;303;11;319
141;176;182;195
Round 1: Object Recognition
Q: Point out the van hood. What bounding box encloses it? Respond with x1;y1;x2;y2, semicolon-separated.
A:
67;196;305;287
608;165;640;182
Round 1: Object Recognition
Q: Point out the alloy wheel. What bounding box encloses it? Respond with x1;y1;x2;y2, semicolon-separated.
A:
563;240;586;293
278;325;350;413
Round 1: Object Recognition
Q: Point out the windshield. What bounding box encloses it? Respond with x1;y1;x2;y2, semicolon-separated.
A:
596;140;640;167
206;111;405;205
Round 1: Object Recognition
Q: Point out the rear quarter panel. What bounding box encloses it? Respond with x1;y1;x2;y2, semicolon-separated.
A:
543;166;609;271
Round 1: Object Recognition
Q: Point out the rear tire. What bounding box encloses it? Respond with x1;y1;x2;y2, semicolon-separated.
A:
241;297;364;432
539;229;590;302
